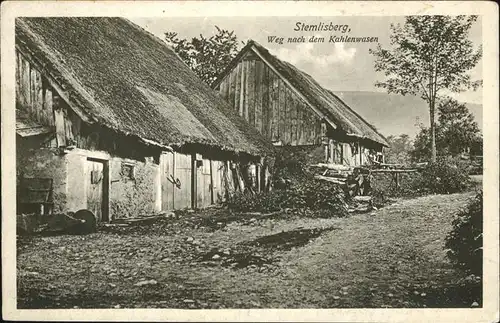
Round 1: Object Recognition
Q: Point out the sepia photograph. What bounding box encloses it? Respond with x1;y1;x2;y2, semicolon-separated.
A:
2;1;498;322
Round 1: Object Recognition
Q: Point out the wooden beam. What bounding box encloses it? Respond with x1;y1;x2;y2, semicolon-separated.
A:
191;154;198;209
209;160;215;204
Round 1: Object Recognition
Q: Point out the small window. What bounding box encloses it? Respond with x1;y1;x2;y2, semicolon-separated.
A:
120;163;135;180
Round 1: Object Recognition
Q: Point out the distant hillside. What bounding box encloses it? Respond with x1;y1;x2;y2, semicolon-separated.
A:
334;91;483;138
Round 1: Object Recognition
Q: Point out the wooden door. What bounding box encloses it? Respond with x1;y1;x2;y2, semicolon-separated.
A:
173;153;192;209
86;158;108;222
197;158;213;208
161;152;175;211
211;160;225;204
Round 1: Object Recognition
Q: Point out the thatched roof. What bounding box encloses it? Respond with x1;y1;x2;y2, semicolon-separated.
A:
214;40;389;147
16;18;273;156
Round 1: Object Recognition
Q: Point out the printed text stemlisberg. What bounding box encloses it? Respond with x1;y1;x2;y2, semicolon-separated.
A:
294;22;351;33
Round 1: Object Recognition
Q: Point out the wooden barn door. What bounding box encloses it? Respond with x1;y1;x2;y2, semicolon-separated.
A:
211;160;225;204
173;153;192;209
197;157;213;208
86;158;109;222
160;152;175;211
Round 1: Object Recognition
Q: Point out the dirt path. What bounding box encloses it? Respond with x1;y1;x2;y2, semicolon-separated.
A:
17;191;479;309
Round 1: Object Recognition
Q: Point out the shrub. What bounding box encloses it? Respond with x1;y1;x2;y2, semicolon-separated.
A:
445;191;482;276
370;159;471;198
225;178;347;217
419;160;472;194
225;190;285;213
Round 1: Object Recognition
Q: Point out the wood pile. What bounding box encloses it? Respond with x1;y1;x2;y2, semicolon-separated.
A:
311;163;373;197
311;163;352;186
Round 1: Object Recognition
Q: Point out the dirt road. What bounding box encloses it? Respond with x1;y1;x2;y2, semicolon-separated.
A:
17;190;480;308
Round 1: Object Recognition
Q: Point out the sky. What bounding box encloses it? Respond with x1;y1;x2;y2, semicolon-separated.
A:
130;16;483;104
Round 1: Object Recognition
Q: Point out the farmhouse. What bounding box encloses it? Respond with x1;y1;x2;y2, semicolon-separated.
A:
15;18;273;222
213;40;389;166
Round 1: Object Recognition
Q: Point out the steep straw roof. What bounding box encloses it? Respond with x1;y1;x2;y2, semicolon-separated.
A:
16;18;273;156
214;40;389;147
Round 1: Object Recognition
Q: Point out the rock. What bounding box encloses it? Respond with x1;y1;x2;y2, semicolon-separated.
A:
222;249;231;255
109;283;117;288
192;240;201;246
388;293;394;297
420;292;426;297
471;301;479;307
183;299;195;303
134;279;158;286
186;237;194;243
114;304;121;309
212;254;221;260
413;290;420;295
333;296;340;300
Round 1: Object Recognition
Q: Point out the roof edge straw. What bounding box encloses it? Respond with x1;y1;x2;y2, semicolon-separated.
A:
139;137;174;152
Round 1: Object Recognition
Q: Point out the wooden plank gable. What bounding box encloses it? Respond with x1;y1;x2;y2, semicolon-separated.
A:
214;48;326;146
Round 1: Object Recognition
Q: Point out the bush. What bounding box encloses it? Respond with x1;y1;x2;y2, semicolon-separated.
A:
225;179;347;217
419;160;472;194
445;191;482;276
370;159;471;198
225;190;286;213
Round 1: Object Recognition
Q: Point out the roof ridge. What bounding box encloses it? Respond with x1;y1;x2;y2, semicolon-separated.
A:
211;39;255;88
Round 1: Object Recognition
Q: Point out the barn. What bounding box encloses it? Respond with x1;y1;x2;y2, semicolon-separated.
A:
213;40;389;166
15;18;273;222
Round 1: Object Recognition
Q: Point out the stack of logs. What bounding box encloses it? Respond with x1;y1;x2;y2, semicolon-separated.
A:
311;163;372;197
312;161;423;194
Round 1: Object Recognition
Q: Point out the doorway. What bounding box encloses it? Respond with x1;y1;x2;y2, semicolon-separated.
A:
86;157;109;222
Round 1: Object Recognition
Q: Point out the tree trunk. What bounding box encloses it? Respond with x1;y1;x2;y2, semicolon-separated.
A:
429;100;437;162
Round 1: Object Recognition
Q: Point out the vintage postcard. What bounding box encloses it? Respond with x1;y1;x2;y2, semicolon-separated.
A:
2;1;499;322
